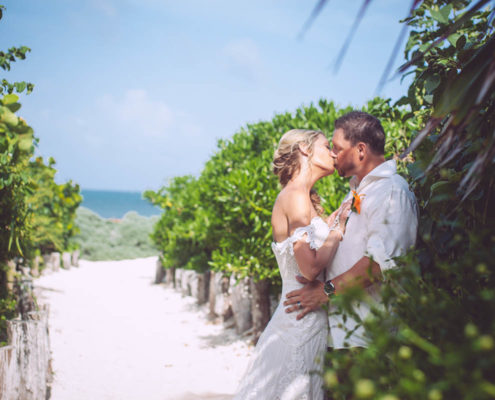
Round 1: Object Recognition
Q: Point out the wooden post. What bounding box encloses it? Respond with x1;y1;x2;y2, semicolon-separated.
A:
1;307;51;400
191;271;210;305
154;259;165;284
208;270;217;318
30;256;41;278
71;250;80;267
230;276;252;334
62;252;71;269
165;267;175;287
50;253;60;272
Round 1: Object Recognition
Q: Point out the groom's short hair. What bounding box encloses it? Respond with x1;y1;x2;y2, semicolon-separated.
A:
334;111;385;155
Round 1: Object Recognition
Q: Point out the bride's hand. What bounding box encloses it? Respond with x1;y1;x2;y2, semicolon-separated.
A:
325;209;339;227
326;201;352;239
337;201;352;235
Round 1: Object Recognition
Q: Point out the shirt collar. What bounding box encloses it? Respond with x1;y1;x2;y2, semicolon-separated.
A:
350;160;397;191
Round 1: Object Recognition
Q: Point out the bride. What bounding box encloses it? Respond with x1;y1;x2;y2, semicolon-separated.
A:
233;129;350;400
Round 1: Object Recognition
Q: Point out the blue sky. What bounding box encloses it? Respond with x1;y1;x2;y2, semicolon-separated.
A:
1;0;412;191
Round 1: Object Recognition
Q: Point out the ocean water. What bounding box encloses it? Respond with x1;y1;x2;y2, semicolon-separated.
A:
80;189;161;219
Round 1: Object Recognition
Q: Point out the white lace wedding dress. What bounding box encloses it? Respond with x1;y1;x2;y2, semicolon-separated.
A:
233;217;330;400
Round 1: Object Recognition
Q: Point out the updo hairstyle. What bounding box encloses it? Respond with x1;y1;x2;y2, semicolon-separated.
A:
273;129;325;215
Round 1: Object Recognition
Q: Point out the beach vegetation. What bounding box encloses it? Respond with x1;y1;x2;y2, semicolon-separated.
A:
73;207;159;261
25;156;82;255
0;5;81;343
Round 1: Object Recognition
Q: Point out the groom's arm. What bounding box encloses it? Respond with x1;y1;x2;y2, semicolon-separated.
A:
284;256;382;320
332;256;382;293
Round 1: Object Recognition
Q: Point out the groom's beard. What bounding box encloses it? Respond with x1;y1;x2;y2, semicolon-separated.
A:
336;161;355;178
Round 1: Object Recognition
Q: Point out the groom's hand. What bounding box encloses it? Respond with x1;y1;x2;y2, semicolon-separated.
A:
284;276;328;320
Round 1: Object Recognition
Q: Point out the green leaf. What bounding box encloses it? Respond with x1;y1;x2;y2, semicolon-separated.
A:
14;81;26;93
15;236;23;257
0;106;18;126
419;42;431;52
7;222;14;252
447;33;461;47
456;35;467;51
425;74;441;94
430;4;452;24
2;93;19;105
433;36;495;117
18;137;33;152
6;102;21;113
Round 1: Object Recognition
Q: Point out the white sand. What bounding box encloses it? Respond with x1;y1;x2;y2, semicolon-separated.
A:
34;257;253;400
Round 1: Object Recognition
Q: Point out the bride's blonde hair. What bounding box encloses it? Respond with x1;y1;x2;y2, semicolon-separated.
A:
273;129;325;215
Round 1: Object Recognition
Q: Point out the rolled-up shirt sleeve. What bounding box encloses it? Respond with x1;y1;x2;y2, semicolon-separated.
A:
365;187;418;272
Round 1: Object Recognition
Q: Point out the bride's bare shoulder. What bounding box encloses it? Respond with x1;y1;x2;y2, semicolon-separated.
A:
272;187;312;235
277;187;310;210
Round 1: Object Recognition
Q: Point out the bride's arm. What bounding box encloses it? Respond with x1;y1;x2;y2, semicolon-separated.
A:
289;196;350;281
293;231;341;281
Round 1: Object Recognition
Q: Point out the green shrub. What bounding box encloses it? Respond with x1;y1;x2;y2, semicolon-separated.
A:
26;156;82;255
74;207;159;261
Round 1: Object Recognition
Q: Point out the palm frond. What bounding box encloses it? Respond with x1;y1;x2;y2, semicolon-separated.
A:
332;0;372;73
297;0;330;40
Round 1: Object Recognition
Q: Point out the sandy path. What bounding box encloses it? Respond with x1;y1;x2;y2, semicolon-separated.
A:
34;257;253;400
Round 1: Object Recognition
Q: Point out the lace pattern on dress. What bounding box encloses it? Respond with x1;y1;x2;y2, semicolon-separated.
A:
272;216;331;256
276;344;310;400
234;328;326;400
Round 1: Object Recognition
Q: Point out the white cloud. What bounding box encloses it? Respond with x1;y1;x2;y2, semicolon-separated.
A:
97;89;174;138
222;38;264;82
53;88;209;190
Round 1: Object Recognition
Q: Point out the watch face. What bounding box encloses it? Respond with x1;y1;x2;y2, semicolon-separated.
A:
324;280;335;296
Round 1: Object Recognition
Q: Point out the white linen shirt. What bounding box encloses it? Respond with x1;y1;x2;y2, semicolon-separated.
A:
326;160;418;349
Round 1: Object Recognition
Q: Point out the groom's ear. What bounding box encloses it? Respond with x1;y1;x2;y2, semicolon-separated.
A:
356;142;367;161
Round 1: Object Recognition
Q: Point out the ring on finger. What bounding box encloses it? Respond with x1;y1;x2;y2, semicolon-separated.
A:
297;301;302;310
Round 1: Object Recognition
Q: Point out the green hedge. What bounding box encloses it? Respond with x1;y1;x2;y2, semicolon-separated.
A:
73;207;159;261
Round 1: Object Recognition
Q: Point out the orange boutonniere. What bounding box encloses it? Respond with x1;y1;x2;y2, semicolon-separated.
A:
351;190;365;214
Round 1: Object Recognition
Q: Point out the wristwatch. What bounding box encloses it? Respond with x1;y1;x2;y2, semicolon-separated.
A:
323;279;336;297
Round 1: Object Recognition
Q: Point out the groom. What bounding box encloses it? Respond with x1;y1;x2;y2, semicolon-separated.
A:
284;111;418;354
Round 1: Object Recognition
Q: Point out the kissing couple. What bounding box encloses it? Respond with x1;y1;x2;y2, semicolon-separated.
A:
234;111;418;400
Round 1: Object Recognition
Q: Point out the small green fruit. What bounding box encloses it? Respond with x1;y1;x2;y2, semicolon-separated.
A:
355;379;375;398
413;369;425;382
476;263;488;274
324;371;338;388
381;395;400;400
464;323;478;338
428;388;442;400
398;345;412;359
477;335;494;351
